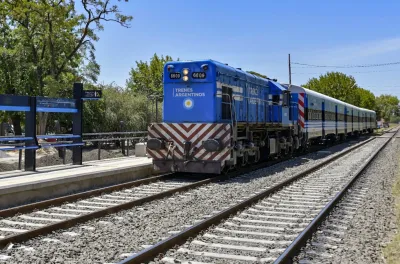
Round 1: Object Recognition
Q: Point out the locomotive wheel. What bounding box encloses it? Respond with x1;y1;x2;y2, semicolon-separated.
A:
242;152;249;166
303;140;311;153
255;149;260;162
237;154;247;167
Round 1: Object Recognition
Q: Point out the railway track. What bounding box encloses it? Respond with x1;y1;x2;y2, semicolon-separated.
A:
0;141;326;248
0;174;208;248
0;134;377;252
120;131;397;264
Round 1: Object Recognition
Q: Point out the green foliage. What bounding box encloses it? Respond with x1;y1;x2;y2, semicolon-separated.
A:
247;71;268;79
303;71;400;121
126;54;174;96
390;115;400;123
357;87;376;110
376;94;400;121
0;0;132;133
303;72;361;106
82;83;161;133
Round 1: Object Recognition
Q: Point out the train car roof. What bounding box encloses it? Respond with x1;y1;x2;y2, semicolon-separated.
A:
283;84;375;114
166;60;271;87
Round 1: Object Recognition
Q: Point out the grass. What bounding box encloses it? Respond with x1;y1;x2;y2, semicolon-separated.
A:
375;123;398;135
383;155;400;264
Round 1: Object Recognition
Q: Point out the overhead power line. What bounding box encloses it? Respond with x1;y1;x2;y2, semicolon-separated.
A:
292;61;400;68
292;69;400;75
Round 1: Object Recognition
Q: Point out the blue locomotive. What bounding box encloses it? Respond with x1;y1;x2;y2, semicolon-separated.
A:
147;60;376;174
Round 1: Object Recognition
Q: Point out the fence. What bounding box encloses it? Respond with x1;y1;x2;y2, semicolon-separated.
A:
83;131;148;160
0;131;149;170
0;82;103;171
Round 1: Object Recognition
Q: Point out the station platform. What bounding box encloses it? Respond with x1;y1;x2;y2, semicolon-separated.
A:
0;156;153;209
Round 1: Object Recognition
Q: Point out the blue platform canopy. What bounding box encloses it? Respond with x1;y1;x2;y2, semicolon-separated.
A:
36;97;78;113
0;95;30;112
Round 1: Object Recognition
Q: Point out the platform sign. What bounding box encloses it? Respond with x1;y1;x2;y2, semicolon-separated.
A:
36;97;77;113
0;95;30;112
82;90;102;100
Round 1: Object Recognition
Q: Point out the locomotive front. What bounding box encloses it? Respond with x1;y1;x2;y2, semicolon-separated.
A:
146;60;232;174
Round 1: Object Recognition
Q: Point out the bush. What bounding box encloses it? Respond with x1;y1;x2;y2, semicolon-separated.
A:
390;115;400;124
83;84;162;133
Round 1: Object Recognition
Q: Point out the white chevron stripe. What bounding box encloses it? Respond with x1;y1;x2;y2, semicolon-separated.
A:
182;123;191;129
154;124;185;153
194;125;229;158
195;149;207;157
216;148;230;160
213;138;231;160
179;123;204;135
148;129;183;159
191;125;219;147
202;152;213;160
187;123;204;134
147;149;162;159
169;123;191;139
148;128;162;139
160;148;183;159
149;123;231;161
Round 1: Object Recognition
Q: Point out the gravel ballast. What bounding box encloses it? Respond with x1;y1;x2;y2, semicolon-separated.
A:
295;135;400;264
0;138;380;263
157;138;386;264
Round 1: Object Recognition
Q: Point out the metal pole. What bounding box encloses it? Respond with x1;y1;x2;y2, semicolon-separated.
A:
127;139;129;157
18;149;22;170
120;121;125;156
288;53;292;87
98;142;101;160
156;98;158;123
25;96;37;171
62;147;66;165
72;83;83;165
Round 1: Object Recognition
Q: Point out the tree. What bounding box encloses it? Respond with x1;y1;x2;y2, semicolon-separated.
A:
126;54;174;96
303;72;362;106
82;83;159;133
0;0;133;134
247;71;268;79
357;87;376;110
375;94;399;121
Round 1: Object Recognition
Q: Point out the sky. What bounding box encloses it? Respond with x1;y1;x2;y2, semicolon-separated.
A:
89;0;400;98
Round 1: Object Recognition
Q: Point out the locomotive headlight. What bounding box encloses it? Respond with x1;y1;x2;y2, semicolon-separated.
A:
183;76;189;82
147;138;165;150
182;68;189;75
203;139;220;152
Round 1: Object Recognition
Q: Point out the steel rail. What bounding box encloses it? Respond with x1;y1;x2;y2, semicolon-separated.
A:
0;175;213;249
0;143;308;218
0;151;300;249
0;173;174;218
119;137;376;264
273;129;398;263
0;135;375;250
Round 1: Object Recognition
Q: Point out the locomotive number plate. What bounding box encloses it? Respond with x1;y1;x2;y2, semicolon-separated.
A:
170;73;181;79
192;72;206;79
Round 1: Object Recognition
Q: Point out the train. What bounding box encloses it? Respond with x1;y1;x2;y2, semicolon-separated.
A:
146;60;376;174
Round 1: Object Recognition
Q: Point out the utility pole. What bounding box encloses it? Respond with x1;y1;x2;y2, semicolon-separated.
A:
288;53;292;87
